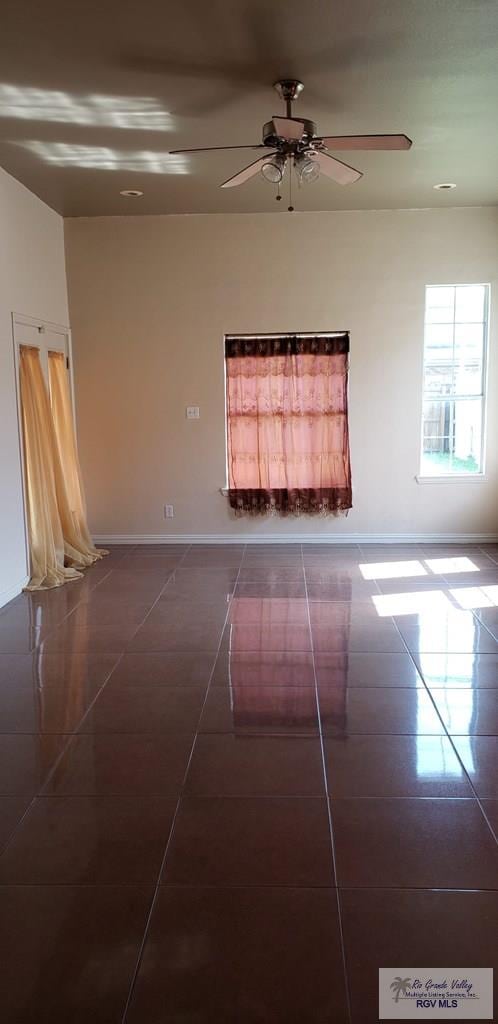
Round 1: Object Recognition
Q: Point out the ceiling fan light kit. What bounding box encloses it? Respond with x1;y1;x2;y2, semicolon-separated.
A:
295;154;320;185
261;153;286;183
169;79;412;208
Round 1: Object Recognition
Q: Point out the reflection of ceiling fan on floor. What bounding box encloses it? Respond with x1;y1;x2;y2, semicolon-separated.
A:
170;79;412;196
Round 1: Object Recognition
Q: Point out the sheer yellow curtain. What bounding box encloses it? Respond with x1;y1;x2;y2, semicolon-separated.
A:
19;345;83;591
48;350;107;566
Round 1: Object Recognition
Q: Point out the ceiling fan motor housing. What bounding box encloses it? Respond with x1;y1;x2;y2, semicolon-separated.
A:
262;118;317;150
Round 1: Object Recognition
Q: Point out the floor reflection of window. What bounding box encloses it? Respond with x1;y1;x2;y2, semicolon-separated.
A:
417;651;476;776
418;608;477;652
228;668;318;732
312;653;350;735
434;688;478;735
227;599;315;732
416;734;462;777
227;596;351;733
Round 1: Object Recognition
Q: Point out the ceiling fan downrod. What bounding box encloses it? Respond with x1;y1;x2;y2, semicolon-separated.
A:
273;79;304;119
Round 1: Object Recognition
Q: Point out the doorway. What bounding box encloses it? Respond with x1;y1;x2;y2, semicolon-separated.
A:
12;312;74;578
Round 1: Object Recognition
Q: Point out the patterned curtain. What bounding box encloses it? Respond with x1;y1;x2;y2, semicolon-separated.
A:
225;334;352;516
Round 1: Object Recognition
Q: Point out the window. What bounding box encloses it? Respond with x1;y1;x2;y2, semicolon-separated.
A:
420;284;489;477
224;333;352;516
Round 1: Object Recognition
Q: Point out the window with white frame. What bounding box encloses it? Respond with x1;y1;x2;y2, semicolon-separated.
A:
420;284;489;476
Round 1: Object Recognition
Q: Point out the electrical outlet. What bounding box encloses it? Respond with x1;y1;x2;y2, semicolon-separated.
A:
163;504;174;518
186;406;200;419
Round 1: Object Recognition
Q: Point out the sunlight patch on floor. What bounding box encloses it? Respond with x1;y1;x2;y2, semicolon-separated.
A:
359;560;427;580
371;590;452;617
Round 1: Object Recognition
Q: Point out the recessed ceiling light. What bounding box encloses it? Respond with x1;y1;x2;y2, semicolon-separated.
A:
119;189;143;197
433;182;456;190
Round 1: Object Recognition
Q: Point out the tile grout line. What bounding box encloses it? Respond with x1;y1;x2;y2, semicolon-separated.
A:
118;542;193;636
0;653;125;856
355;544;497;845
29;546;131;647
119;545;246;1023
389;601;498;849
301;542;354;1024
479;544;498;566
0;542;496;1014
20;791;498;802
0;544;191;858
0;548;143;854
0;880;496;890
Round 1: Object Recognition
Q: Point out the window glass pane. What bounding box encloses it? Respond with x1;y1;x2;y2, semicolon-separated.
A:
423;363;454;397
426;286;455;314
453;324;484;396
454;323;484;362
421;284;488;474
425;304;454;324
455;285;485;323
421;398;482;475
453;363;482;396
424;323;454;361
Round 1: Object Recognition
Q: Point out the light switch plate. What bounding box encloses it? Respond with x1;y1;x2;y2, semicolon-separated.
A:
186;406;200;419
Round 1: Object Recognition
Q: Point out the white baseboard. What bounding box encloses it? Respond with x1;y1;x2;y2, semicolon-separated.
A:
94;533;498;546
0;575;29;610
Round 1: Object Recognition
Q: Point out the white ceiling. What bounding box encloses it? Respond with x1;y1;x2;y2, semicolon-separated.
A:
1;0;497;216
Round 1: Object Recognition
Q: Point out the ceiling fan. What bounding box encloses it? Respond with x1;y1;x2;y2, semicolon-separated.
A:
170;79;412;194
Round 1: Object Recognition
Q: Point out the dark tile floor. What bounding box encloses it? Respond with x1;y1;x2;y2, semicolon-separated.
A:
0;541;497;1022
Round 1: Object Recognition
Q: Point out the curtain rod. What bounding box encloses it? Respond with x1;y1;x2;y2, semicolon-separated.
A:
225;331;349;340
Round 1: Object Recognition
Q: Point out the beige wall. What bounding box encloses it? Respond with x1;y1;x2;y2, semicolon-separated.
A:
65;207;498;541
0;167;68;604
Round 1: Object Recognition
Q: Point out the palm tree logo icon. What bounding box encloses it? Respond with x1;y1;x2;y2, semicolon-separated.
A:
390;977;412;1003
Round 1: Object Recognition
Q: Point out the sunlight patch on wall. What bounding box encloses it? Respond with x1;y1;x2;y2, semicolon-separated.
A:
17;141;189;173
0;85;174;130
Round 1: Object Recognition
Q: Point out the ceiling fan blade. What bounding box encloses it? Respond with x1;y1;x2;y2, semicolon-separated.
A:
220;155;275;189
318;134;412;151
313;150;362;185
169;144;266;155
272;117;304;142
